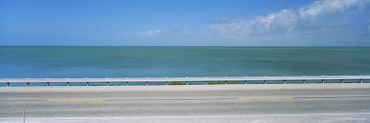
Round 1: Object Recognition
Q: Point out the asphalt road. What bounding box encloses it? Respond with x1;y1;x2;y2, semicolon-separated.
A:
1;84;370;123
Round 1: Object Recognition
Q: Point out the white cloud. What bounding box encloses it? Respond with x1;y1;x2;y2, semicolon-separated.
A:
210;9;297;37
133;30;162;38
210;0;370;39
115;30;163;39
121;26;190;39
299;0;365;19
117;0;369;46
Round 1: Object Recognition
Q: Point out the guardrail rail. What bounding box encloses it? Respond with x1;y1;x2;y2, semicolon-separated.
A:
1;75;370;86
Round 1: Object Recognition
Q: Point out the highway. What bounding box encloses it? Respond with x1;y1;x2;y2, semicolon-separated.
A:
1;84;370;123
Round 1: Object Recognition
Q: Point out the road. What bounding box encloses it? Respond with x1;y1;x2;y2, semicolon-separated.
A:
1;84;370;123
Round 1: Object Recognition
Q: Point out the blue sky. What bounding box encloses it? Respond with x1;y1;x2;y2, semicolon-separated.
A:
0;0;369;46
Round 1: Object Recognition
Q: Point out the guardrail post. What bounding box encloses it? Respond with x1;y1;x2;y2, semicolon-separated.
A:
23;108;25;123
360;79;363;84
284;80;287;84
322;79;324;84
303;80;306;84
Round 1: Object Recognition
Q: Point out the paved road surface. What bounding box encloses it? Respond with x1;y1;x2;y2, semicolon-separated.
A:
1;84;370;123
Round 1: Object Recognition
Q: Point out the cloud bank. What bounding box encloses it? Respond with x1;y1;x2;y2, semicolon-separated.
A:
122;0;370;46
133;30;162;38
208;0;370;45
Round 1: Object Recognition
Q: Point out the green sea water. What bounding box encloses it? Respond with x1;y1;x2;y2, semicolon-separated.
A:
1;46;370;78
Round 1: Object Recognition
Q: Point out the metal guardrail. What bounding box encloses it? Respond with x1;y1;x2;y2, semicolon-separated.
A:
0;75;369;86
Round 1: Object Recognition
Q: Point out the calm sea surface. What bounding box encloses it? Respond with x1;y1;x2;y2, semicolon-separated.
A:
1;46;370;78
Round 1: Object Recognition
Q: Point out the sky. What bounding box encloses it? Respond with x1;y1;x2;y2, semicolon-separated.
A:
0;0;369;46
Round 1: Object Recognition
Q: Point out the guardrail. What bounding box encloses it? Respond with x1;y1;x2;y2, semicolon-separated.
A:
0;75;370;86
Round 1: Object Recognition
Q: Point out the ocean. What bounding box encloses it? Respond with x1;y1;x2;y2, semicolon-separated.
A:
1;46;370;78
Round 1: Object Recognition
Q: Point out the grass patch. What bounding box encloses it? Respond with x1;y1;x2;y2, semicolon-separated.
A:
169;81;185;85
207;81;240;85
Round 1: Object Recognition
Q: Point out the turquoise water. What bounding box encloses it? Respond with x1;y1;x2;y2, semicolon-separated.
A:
1;46;370;78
